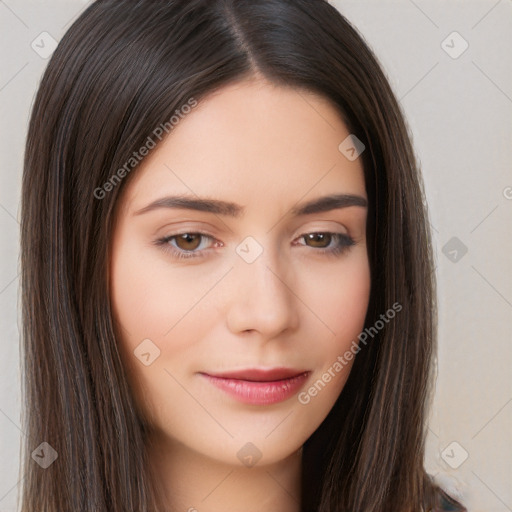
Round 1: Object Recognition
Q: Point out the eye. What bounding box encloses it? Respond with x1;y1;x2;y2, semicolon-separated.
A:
153;231;356;261
154;232;219;260
295;232;355;256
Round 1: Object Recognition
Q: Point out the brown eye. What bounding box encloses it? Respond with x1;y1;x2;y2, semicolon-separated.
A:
303;232;332;248
296;232;355;257
154;232;218;260
174;233;202;251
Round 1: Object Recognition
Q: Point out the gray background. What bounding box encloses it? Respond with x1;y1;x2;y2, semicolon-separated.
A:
1;0;511;510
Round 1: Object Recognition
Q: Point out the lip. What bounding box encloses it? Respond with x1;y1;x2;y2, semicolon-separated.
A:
206;367;308;381
199;368;311;405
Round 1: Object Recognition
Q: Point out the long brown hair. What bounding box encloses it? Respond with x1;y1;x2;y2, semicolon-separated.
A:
20;0;465;510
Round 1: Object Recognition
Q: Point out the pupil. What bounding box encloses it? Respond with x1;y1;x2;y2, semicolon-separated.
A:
307;233;330;247
178;233;200;250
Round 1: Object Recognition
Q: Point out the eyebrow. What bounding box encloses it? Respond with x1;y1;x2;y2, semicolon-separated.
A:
133;193;368;217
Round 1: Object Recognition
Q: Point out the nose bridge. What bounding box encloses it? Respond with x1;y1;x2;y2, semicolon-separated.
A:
226;237;299;336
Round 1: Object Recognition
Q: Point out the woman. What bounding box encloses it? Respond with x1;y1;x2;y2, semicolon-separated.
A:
20;0;467;510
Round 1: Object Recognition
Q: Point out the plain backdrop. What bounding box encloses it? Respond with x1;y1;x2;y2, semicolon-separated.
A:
1;1;511;510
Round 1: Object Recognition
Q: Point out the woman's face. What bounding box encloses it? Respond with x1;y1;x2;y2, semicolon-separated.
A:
110;77;370;467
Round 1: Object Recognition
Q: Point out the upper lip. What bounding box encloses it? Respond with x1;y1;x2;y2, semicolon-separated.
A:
202;368;309;382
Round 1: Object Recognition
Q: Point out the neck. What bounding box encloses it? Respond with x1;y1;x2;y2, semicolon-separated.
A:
147;433;303;512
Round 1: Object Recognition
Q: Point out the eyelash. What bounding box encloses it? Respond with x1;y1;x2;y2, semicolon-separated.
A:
153;231;356;260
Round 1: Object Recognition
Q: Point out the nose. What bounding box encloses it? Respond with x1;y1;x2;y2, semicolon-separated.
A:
225;245;300;338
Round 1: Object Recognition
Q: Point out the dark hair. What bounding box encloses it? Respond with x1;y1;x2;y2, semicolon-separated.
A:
20;0;466;511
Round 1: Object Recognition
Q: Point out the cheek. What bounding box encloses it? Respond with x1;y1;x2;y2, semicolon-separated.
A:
299;253;370;395
109;244;216;422
304;252;371;345
110;241;220;345
109;241;224;415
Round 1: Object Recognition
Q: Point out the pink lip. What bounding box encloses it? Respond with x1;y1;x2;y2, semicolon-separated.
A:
200;368;311;405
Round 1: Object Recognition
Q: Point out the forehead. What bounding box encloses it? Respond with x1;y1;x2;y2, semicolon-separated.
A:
119;78;367;214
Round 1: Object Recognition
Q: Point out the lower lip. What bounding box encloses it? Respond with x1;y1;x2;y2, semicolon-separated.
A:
201;372;311;405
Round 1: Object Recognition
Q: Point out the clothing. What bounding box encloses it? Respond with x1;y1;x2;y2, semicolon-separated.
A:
431;486;467;512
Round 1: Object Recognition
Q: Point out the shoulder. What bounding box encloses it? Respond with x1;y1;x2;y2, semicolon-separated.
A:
430;486;468;512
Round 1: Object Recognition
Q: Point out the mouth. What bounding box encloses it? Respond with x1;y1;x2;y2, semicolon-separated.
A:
199;367;311;405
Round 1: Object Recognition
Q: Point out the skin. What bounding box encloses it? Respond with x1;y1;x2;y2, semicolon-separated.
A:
109;76;371;512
